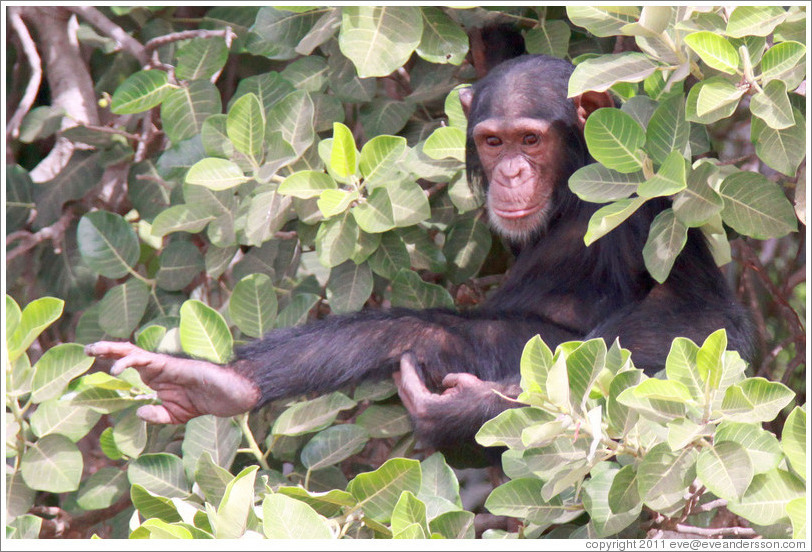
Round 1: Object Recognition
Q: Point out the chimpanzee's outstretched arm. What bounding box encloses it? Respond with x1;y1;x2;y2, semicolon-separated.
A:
85;307;578;425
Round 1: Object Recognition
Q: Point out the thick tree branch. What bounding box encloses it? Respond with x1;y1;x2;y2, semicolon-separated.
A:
67;6;148;65
6;209;76;262
144;28;236;55
673;523;757;538
7;8;43;140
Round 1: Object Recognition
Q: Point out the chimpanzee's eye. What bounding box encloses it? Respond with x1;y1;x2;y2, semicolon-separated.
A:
485;136;502;147
523;134;540;146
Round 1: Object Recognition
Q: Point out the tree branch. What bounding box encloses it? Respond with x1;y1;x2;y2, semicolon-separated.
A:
6;209;75;262
67;6;148;65
7;8;43;140
144;28;235;55
673;523;757;538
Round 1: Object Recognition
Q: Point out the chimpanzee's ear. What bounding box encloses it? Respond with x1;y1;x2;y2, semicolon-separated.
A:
572;90;614;129
458;87;473;119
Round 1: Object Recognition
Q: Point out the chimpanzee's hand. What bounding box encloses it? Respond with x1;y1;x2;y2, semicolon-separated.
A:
84;341;260;424
394;353;506;442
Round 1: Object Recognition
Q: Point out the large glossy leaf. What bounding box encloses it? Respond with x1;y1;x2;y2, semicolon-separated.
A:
716;421;782;475
175;37;229;80
352;188;395;233
330;122;357;178
347;458;422;522
583;467;640;537
359;135;407;186
476;407;553;449
637;443;697;514
524;20;571;58
300;424;369;470
262;493;334;539
569;163;642;202
390;269;454;309
249;7;322;60
111;70;174;114
642;209;688;283
76;467;129;511
568;52;657;97
391;491;429;538
281;55;329;92
484;478;568;526
181;415;241;480
760;41;806;87
151;204;217;237
179;299;233;363
584;197;647;246
750;80;794;130
781;406;806;480
29;399;101;442
584;108;646;173
726;6;788;38
697;441;753;501
214;466;257;538
719;378;795;423
339;7;423;78
683;32;740;75
31;343;93;403
727;469;804;526
326;261;373;314
77;211;140;279
20;435;82;493
98;279;150;338
566;6;639;37
161;81;222;143
416;7;468;65
227;93;265;160
266;90;314;155
272;392;356;436
229;273;277;338
672;161;724;227
157;240;204;291
718;171;798;239
645;94;689;166
423;126;465;162
751;109;805;177
316;213;358;267
6;297;63;363
443;215;491;284
128;453;189;498
368;232;410;279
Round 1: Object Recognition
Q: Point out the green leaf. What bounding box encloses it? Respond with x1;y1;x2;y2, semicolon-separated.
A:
301;424;369;470
277;486;357;518
76;467;129;511
278;170;337;199
751;109;805;177
368;232;410;279
175;37;228;81
781;407;806;481
760;41;806;87
664;337;702;399
326;260;373;314
727;469;804;526
262;493;334;539
31;343;94;403
726;6;788;38
357;404;412;439
642;209;688;283
98;279;150;338
272;392;356;436
584;108;646;173
391;491;429;538
316;212;358;267
524;20;571;58
128;453;189;498
718;171;798;239
683;32;740;75
229;273;277;338
720;378;795;423
281;55;329;92
423;126;466;162
416;7;468;65
429;510;475;539
227;92;265;159
161;81;222;143
266;90;315;156
181;415;241;480
338;7;423;78
77;211;139;279
6;469;35;519
20;434;83;493
443;215;492;284
566;339;606;408
359;135;407;186
347;458;422;522
194;452;233;506
179;299;233;363
476;407;553;449
672;161;724;227
750;80;795;130
608;464;642;515
787;497;806;539
568;163;642;202
716;421;782;475
111;70;174;114
7;297;64;362
566;6;640;37
686;78;741;124
697;441;753;500
157;240;204;291
583;467;640;537
645;95;689;166
390;269;455;309
637;443;697;514
29;399;101;442
568;52;657;97
353;188;395;233
697;328;726;390
330;122;357;178
695;76;745;118
388;179;431;227
485;478;568;526
112;408;147;458
584;197;647;246
151;204;217;237
214;465;258;538
317;188;359;218
633;378;693;402
639;151;687;198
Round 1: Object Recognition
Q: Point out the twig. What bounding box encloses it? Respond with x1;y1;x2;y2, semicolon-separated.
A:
68;124;141;142
693;498;727;514
7;8;43;139
68;6;148;65
6;210;75;262
144;28;235;54
673;523;756;538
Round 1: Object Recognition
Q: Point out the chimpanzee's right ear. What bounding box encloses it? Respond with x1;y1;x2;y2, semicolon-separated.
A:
458;87;473;119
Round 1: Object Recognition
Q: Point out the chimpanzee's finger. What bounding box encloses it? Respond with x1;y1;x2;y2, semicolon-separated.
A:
396;353;432;411
136;404;176;425
110;351;166;377
84;341;142;359
441;372;483;389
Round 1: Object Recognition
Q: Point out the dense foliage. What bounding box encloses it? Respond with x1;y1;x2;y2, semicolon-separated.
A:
5;5;807;540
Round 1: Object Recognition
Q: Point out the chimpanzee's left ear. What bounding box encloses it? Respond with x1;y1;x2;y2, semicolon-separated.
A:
458;87;473;119
572;90;615;129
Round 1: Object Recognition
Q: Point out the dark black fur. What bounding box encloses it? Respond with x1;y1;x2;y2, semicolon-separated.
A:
233;55;753;449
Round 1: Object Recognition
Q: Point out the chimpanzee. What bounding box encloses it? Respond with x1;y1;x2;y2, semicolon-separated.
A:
85;55;753;451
